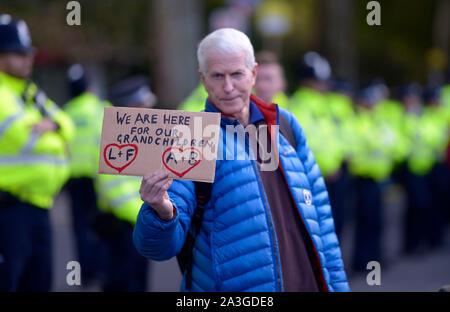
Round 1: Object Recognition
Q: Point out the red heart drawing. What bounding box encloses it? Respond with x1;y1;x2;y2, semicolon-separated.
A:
162;147;202;178
103;143;138;173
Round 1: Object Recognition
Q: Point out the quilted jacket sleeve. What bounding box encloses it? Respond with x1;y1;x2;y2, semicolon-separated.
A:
280;108;350;292
133;179;197;261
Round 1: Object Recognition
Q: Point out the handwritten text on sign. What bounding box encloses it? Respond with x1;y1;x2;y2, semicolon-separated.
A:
98;107;221;182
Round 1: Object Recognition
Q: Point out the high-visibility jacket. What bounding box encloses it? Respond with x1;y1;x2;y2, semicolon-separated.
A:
441;85;450;138
404;105;448;175
271;91;289;110
403;112;433;175
0;71;74;209
289;87;329;119
63;92;110;178
439;85;450;166
96;174;142;225
422;106;448;160
373;99;409;164
178;83;208;112
289;87;344;177
326;92;359;160
442;84;450;111
347;107;394;181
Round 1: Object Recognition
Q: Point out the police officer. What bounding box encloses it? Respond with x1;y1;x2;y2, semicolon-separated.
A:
421;84;449;250
373;83;409;169
290;52;347;237
326;78;358;238
63;64;110;285
348;83;394;271
289;51;344;179
399;83;431;254
400;83;449;254
94;76;156;291
254;50;289;109
442;68;450;111
440;70;450;226
0;15;74;291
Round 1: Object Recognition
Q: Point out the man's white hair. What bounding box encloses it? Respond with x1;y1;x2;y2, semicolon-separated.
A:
197;28;255;74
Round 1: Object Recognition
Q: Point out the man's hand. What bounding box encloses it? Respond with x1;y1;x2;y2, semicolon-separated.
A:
140;170;174;221
33;118;59;134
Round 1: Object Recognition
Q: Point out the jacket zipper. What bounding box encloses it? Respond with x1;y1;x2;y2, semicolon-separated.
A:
232;120;283;291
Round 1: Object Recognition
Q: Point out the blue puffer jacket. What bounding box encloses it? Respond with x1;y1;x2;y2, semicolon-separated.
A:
133;96;350;292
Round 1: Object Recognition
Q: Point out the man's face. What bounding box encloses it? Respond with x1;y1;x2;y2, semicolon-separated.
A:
255;63;286;103
0;52;34;79
199;50;257;116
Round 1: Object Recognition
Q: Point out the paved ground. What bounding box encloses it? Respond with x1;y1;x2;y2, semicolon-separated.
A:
341;184;450;292
50;187;450;292
50;190;182;292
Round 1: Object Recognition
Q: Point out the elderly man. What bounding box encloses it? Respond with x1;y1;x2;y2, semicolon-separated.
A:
133;28;349;292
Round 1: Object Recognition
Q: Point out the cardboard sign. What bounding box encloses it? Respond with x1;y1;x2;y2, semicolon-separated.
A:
98;107;221;183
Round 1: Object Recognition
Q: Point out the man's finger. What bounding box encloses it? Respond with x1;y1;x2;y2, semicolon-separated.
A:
145;170;168;183
143;170;159;182
153;177;170;192
165;179;173;190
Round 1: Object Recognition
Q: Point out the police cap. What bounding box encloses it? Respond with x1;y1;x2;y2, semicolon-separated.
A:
297;51;331;81
67;64;88;98
109;76;157;108
0;15;34;54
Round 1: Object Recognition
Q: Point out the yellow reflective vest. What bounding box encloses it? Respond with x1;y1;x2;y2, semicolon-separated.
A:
347;107;394;181
178;83;208;112
441;85;450;136
0;71;74;208
289;87;345;177
271;91;289;110
64;92;110;178
441;84;450;111
373;99;409;165
95;174;142;225
326;91;359;161
404;105;448;175
404;112;433;175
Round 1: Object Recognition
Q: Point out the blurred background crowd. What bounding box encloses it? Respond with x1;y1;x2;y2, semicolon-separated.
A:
0;0;449;291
